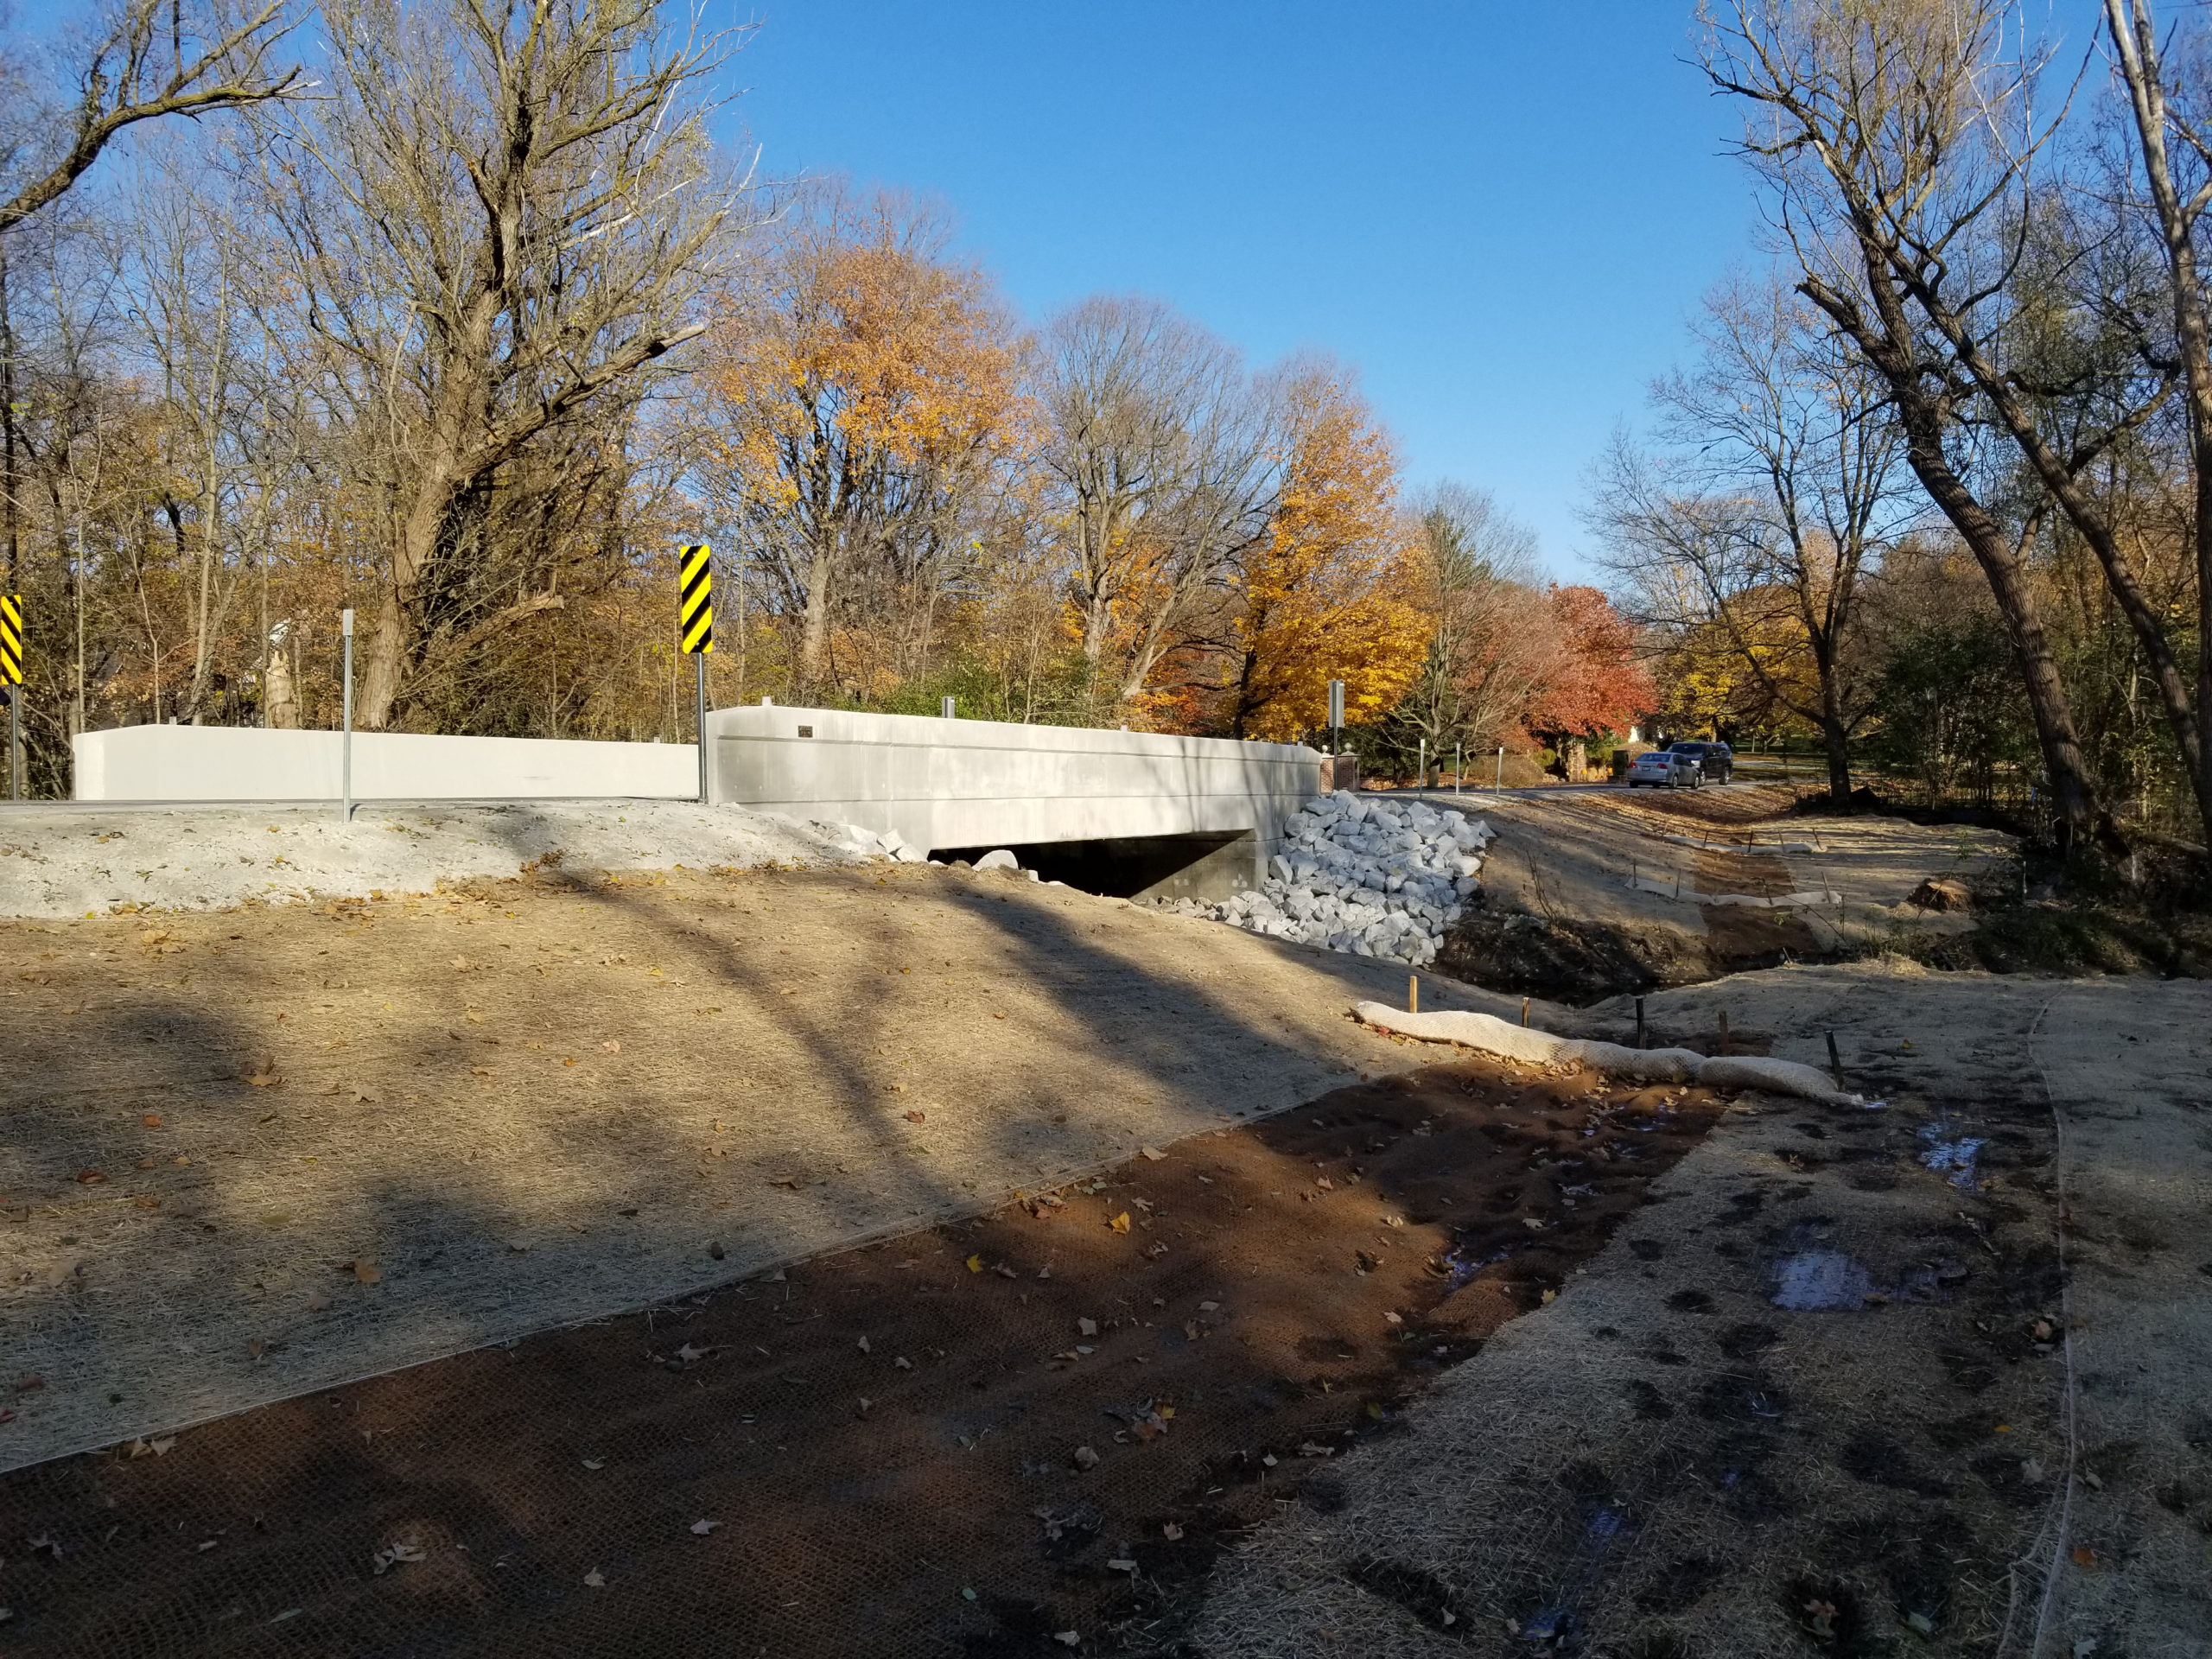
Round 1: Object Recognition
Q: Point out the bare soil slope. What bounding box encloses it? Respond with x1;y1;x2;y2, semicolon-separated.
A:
0;862;1531;1473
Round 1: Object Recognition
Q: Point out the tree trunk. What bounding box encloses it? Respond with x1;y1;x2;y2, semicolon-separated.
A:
1821;715;1852;804
1800;273;2105;849
2105;0;2212;849
1900;438;2099;845
798;529;834;700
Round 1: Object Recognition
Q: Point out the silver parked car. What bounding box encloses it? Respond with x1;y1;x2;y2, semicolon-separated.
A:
1625;747;1702;788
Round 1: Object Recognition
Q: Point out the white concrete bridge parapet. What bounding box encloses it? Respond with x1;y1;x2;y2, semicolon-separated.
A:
705;705;1321;892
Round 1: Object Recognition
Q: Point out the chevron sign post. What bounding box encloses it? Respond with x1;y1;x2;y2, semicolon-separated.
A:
680;545;712;801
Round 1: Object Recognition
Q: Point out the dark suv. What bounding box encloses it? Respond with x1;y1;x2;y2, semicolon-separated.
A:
1667;741;1733;785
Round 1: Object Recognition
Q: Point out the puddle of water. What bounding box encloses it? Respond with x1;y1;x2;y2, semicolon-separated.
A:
1917;1126;1985;1190
1772;1250;1874;1310
1441;1240;1524;1288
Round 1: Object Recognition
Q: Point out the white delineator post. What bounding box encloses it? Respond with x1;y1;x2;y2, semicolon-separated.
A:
340;607;354;823
1495;746;1504;790
1327;678;1344;785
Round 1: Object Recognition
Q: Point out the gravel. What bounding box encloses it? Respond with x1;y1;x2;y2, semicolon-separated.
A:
1147;790;1491;965
0;799;887;919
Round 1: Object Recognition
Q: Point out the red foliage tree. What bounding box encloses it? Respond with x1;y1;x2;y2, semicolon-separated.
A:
1526;585;1654;741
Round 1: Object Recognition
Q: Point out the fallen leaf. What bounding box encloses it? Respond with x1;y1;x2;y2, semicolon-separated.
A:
74;1169;107;1185
142;1114;163;1128
903;1109;926;1123
1109;1212;1131;1235
690;1518;720;1535
464;1010;484;1024
352;1262;382;1286
15;1375;44;1394
1072;1445;1100;1471
372;1541;425;1575
1139;1146;1164;1161
1161;1522;1183;1541
2071;1547;2099;1569
1077;1318;1099;1337
149;1436;175;1455
601;1040;620;1053
894;1357;912;1370
581;1457;605;1470
245;1071;282;1088
966;1254;984;1274
1054;1636;1078;1649
857;1336;871;1354
1107;1558;1137;1573
583;1567;606;1588
1383;1312;1403;1325
707;1240;725;1261
307;1294;332;1313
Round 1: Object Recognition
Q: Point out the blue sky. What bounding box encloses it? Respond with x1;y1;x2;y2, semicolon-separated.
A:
718;3;1767;581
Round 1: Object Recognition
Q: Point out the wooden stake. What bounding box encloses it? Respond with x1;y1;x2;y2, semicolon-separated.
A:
1408;975;1419;1014
1521;995;1530;1027
1826;1031;1844;1089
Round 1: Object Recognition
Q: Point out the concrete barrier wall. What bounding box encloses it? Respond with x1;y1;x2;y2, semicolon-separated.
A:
72;725;698;802
706;705;1321;872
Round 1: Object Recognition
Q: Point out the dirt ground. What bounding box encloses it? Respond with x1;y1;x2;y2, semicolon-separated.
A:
3;802;2205;1659
0;860;1530;1474
0;1053;1728;1658
1437;785;2010;1001
1191;964;2212;1659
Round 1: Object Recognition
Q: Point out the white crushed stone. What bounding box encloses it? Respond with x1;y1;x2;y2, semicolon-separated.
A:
0;800;903;919
1146;791;1491;966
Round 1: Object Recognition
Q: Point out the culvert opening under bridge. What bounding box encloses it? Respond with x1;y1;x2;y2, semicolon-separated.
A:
931;829;1258;902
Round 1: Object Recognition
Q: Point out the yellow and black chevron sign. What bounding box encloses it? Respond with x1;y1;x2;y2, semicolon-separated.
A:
678;544;712;655
0;594;21;685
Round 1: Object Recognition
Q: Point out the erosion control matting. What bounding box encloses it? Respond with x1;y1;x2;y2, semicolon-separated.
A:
0;1052;1726;1657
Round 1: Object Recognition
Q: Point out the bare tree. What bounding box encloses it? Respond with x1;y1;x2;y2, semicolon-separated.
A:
262;0;741;729
2101;0;2212;845
1391;483;1551;760
0;0;301;235
1591;275;1914;803
1037;296;1283;711
1701;0;2112;847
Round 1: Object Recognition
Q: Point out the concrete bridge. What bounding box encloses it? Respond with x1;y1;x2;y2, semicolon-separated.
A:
707;705;1320;898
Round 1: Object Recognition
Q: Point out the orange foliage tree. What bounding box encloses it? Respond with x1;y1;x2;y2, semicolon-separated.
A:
1218;371;1429;740
697;186;1028;700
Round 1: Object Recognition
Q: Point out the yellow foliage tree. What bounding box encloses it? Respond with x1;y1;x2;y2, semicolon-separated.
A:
1222;372;1430;741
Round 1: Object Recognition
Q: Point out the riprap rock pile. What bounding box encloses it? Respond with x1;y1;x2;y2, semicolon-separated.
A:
1149;791;1491;965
